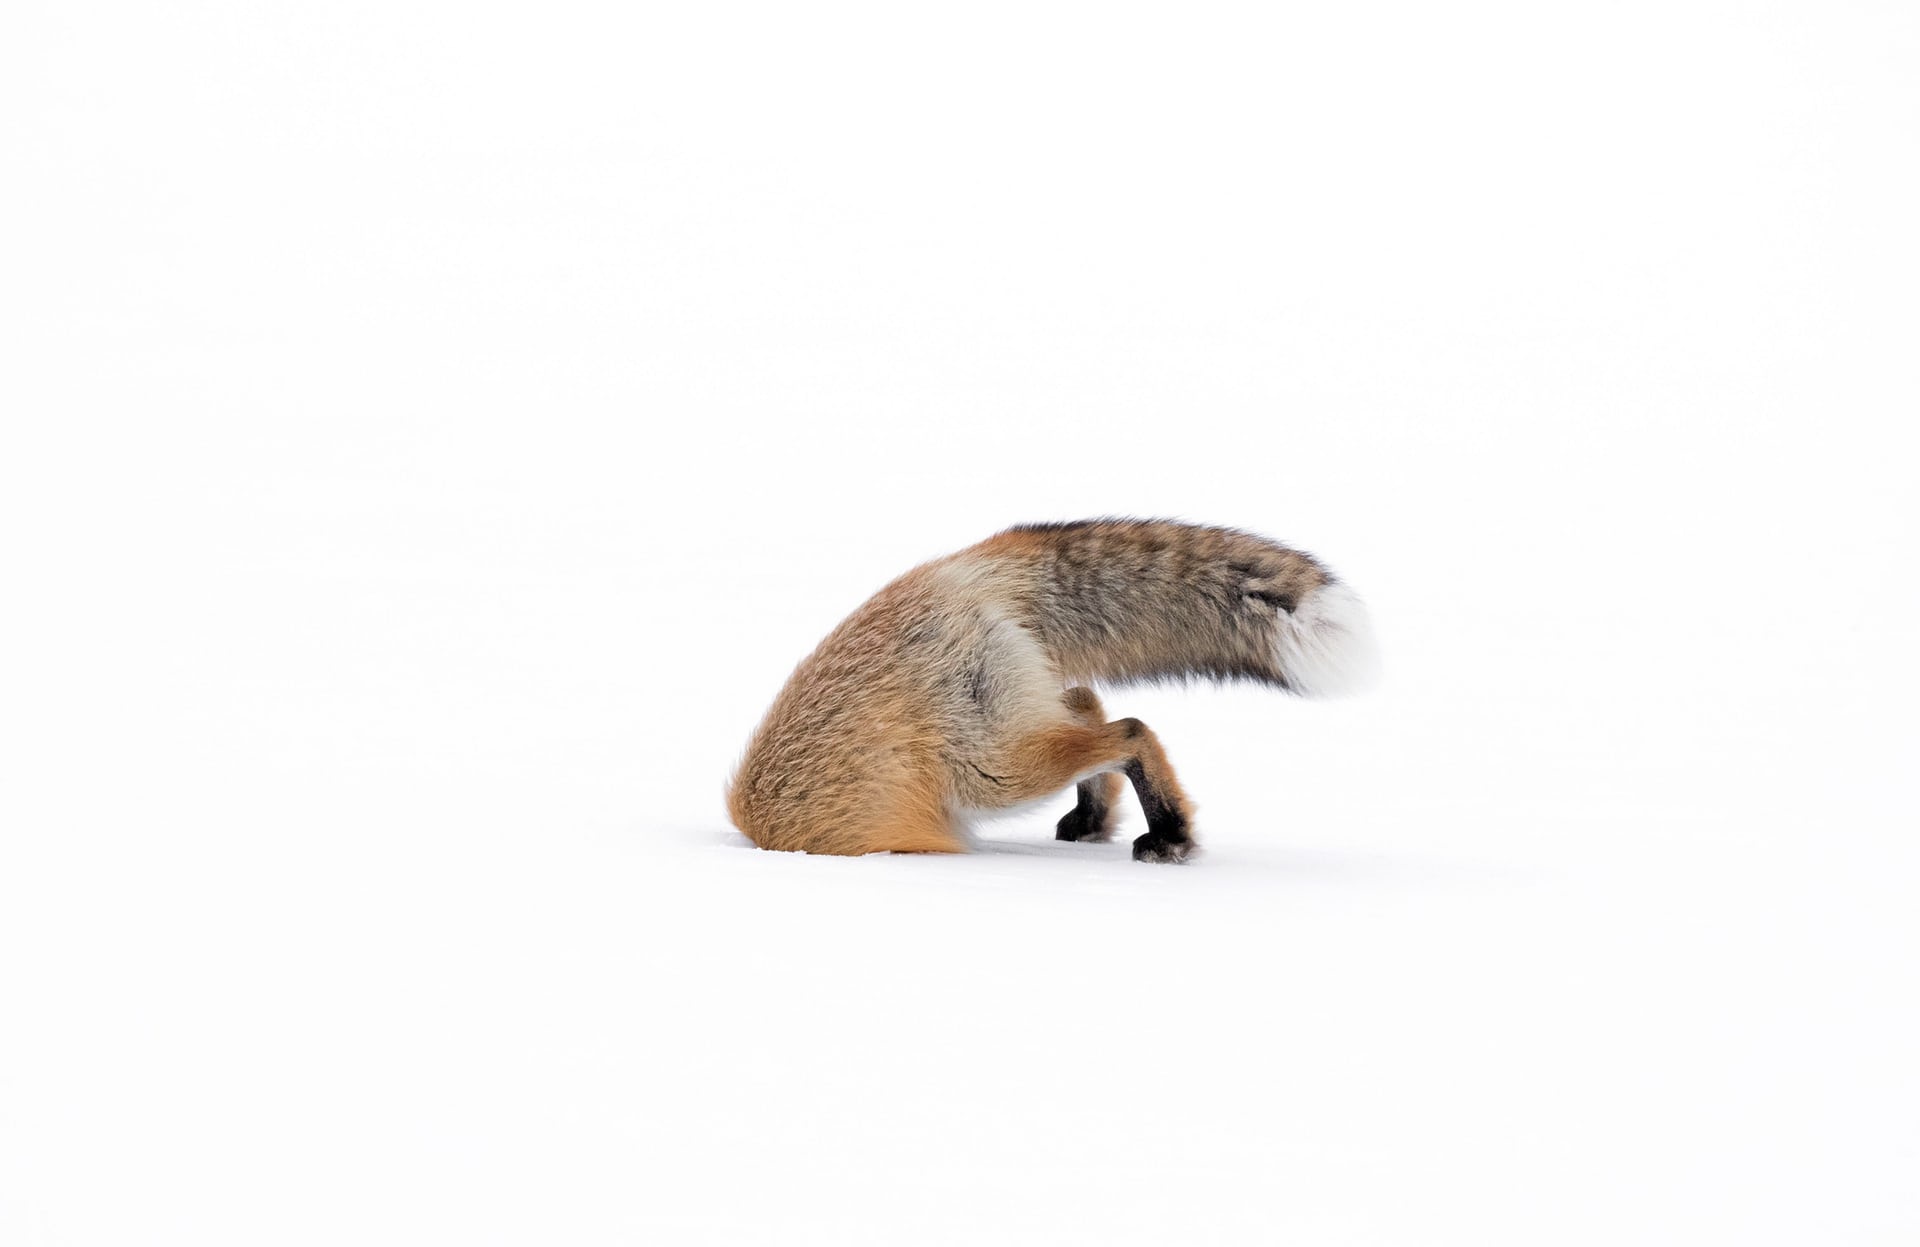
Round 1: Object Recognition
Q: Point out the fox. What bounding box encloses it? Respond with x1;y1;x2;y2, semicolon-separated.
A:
726;518;1376;862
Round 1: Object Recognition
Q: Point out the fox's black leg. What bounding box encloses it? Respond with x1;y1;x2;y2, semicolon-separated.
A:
1002;699;1196;864
1056;772;1122;842
1124;757;1193;862
1055;687;1123;843
1111;719;1195;863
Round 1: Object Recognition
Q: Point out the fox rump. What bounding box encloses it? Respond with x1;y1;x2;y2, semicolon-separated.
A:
726;519;1376;862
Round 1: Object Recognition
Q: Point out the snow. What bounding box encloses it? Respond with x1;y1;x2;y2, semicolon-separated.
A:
4;1;1917;1243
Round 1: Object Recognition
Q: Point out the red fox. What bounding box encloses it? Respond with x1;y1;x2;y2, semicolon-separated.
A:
726;519;1376;862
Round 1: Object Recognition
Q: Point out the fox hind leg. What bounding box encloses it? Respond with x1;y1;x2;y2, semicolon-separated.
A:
1000;693;1194;863
1056;773;1125;842
1120;747;1193;861
1111;719;1195;863
1055;687;1124;843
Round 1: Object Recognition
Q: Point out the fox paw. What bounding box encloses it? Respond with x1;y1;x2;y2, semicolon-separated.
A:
1132;831;1195;863
1055;805;1113;843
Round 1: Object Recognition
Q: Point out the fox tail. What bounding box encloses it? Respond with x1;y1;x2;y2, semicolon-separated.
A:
990;519;1379;696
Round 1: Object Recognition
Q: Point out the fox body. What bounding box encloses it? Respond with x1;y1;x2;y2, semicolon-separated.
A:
726;519;1375;862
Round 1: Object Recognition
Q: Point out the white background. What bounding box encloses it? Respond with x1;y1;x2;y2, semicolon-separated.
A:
4;2;1916;1243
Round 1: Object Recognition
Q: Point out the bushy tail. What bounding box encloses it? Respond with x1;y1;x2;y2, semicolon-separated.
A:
992;519;1378;696
1268;579;1379;696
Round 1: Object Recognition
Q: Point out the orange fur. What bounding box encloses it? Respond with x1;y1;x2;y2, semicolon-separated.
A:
726;519;1371;860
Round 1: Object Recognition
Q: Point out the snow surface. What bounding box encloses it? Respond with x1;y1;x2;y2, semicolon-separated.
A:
4;2;1917;1243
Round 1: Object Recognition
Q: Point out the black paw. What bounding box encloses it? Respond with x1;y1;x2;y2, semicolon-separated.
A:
1132;831;1195;863
1055;804;1112;843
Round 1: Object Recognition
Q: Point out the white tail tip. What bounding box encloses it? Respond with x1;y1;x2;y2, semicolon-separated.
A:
1276;581;1380;697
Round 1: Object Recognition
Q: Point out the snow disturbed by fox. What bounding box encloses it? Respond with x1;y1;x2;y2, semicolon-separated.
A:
728;519;1376;862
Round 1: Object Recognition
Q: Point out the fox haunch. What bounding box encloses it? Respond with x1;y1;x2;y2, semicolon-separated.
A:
726;519;1376;863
